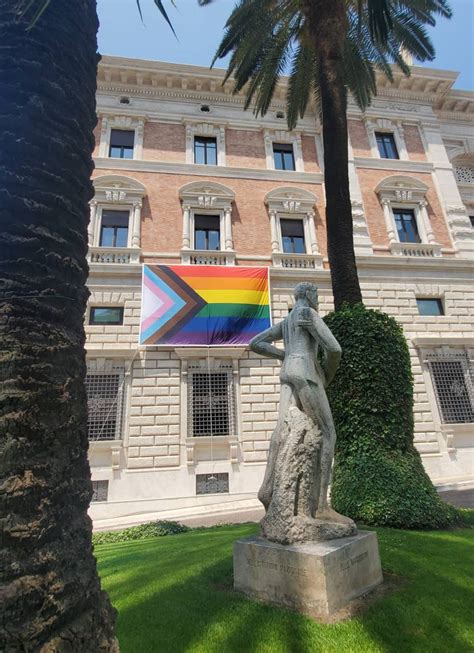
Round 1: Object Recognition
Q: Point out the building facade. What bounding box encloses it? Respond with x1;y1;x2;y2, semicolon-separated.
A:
86;56;474;529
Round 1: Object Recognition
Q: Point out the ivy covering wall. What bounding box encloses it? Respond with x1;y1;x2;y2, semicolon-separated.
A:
325;304;456;529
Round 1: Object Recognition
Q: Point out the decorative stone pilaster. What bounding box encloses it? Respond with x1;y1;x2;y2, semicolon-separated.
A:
381;198;398;245
269;209;280;253
348;134;373;255
131;201;142;248
182;205;191;250
88;200;98;246
224;206;233;251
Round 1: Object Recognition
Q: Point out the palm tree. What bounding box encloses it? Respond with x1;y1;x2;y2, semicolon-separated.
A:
204;0;451;309
0;1;119;650
205;0;456;530
1;0;181;648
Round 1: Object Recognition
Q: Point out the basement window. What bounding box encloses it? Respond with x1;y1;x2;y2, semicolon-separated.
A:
196;473;229;495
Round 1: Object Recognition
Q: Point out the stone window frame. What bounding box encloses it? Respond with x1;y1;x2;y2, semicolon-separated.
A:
175;348;246;466
185;122;226;166
417;343;474;450
263;129;305;172
179;181;236;265
375;175;441;256
265;187;322;268
98;114;145;160
86;354;134;469
89;175;146;252
365;118;408;161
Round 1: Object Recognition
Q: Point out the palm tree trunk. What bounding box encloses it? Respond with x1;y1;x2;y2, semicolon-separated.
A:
304;0;363;310
0;1;118;650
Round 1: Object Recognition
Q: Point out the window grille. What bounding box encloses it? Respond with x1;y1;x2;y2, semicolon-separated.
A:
187;361;236;437
86;366;124;440
454;166;474;184
426;351;474;424
91;480;109;502
196;473;229;495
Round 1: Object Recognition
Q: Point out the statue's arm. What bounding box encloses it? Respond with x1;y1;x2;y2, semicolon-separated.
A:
298;310;341;385
249;322;285;361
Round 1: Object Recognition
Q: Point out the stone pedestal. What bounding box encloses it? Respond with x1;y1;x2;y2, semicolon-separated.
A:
234;531;383;619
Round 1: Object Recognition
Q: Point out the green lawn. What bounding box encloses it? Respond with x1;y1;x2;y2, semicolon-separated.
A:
96;523;474;653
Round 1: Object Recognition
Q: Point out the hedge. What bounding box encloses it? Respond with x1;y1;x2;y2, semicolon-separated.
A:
92;520;189;546
324;304;457;529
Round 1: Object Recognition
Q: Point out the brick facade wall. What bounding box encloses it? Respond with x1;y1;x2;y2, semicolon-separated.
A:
143;122;186;162
226;129;267;168
348;119;372;157
403;124;427;162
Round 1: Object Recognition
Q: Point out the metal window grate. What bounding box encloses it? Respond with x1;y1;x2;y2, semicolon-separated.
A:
91;480;109;502
85;368;124;440
188;362;235;438
427;351;474;424
196;473;229;495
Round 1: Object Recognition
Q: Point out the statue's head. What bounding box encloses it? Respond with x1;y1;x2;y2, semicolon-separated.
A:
294;282;319;310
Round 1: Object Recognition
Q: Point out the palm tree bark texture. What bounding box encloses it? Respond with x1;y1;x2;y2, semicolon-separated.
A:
302;0;363;309
0;1;118;651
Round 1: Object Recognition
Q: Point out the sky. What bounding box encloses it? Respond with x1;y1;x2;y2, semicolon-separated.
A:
97;0;474;92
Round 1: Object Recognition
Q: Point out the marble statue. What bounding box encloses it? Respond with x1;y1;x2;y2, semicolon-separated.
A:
249;282;356;544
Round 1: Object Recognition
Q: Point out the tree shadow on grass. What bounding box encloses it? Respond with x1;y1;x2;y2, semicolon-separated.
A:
97;525;474;653
355;527;474;653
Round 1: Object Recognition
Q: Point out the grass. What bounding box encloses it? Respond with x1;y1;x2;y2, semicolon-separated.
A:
96;523;474;653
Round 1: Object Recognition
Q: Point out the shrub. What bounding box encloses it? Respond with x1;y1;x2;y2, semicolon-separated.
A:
92;520;190;546
325;304;456;529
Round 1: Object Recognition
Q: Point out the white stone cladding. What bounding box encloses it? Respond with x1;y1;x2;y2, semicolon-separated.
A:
86;56;474;528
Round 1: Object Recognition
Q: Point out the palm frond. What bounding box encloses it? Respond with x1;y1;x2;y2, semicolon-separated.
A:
136;0;177;37
286;43;315;129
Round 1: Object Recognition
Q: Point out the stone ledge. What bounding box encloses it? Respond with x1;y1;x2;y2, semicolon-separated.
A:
234;531;383;620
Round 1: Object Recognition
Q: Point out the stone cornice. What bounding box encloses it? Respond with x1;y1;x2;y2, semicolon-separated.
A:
94;157;324;185
98;55;472;122
353;158;433;174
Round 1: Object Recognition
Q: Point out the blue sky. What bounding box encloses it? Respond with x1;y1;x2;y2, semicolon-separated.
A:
97;0;473;91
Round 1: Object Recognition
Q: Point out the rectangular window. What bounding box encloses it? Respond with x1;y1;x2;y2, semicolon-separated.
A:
393;209;421;243
194;136;217;165
85;370;124;440
89;307;124;325
109;129;135;159
469;216;474;228
416;299;444;316
100;210;129;248
194;214;220;250
188;363;236;438
280;218;306;254
428;355;473;424
375;132;399;159
91;480;109;502
273;143;295;171
196;473;229;495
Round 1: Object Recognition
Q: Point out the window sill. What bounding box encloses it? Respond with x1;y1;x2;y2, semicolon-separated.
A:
88;246;141;264
185;436;239;465
272;252;323;269
88;439;122;470
181;249;235;266
389;242;442;258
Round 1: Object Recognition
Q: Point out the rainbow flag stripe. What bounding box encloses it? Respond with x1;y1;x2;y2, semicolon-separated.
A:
140;265;271;346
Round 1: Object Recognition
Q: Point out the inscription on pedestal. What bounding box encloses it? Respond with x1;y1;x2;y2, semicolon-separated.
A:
340;550;368;572
234;532;383;619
